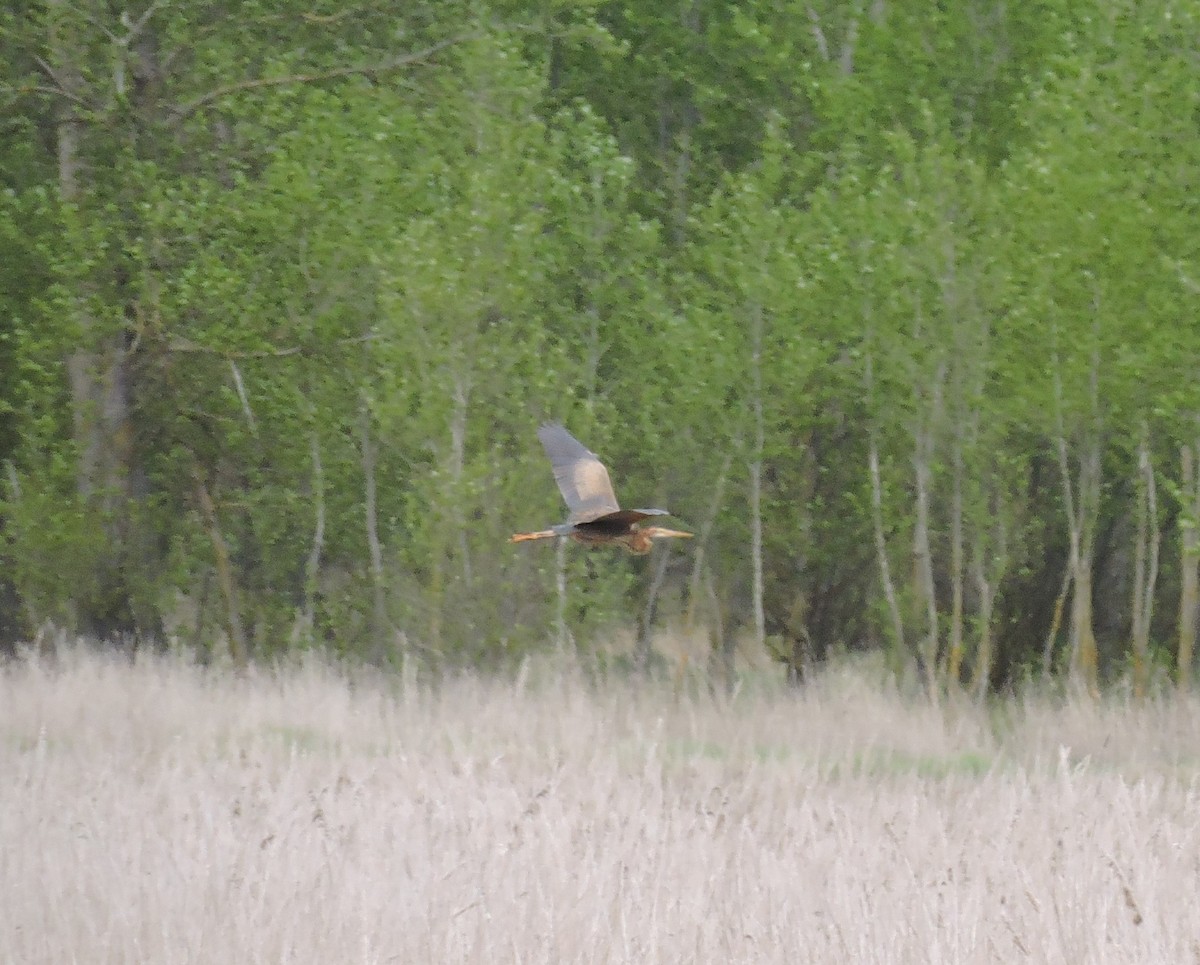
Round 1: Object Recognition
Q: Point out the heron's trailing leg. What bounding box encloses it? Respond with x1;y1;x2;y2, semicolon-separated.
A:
510;529;558;544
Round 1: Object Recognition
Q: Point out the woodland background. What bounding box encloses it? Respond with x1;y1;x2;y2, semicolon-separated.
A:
1;0;1198;695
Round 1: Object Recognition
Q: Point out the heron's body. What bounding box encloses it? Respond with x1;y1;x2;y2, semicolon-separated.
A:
510;424;692;555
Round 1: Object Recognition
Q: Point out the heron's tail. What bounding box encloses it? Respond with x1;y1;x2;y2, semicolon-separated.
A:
509;529;558;544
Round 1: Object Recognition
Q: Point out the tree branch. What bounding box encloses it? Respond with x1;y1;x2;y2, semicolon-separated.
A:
0;83;91;108
122;0;168;46
228;360;258;433
170;34;474;121
22;54;93;108
806;7;830;62
59;3;119;44
166;332;377;359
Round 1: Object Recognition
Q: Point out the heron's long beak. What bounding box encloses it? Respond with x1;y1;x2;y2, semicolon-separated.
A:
644;527;694;540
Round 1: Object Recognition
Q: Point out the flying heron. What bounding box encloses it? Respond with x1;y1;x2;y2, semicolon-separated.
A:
510;424;693;555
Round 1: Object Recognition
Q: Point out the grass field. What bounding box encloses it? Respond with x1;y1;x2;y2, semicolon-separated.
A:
4;645;1200;964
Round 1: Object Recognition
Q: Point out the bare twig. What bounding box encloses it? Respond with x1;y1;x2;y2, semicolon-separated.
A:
123;0;168;45
839;7;861;75
0;82;92;108
166;332;377;359
228;360;258;434
58;2;120;43
806;7;831;61
19;54;92;108
170;34;473;121
3;460;20;500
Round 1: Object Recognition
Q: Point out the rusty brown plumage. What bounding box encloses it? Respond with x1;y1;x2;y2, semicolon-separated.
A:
510;424;692;555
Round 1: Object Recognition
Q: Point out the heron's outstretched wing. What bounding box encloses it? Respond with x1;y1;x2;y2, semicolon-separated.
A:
537;424;621;524
581;509;670;529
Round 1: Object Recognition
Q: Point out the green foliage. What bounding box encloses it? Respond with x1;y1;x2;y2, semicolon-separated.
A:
0;0;1198;690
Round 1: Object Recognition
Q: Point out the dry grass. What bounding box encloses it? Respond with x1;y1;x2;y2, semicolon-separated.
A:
4;646;1200;964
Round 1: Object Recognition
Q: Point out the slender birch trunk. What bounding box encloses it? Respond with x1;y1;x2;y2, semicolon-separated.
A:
748;303;766;655
51;3;98;498
947;431;965;685
1052;351;1101;693
1065;436;1101;691
1179;436;1200;688
685;453;731;632
635;547;672;674
192;469;247;668
1070;549;1098;689
969;515;1008;701
52;6;130;509
864;353;907;663
359;399;387;652
1042;564;1073;676
704;566;736;695
51;2;143;636
911;417;939;698
910;357;945;699
302;428;325;645
449;376;473;587
868;430;906;660
554;536;569;650
1130;425;1159;699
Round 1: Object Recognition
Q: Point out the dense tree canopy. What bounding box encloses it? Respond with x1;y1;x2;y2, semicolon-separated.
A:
1;0;1197;692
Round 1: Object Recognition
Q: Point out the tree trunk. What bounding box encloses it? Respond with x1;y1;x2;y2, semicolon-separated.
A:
52;3;95;495
703;566;735;696
868;427;906;662
360;399;388;654
1043;563;1073;677
909;355;945;700
1053;354;1101;694
1179;438;1200;688
1070;552;1098;691
301;428;325;645
663;0;701;244
554;536;569;650
947;433;965;685
1061;433;1101;692
1130;426;1159;699
192;469;247;668
970;496;1009;699
635;546;672;674
970;534;994;700
685;453;731;632
448;376;473;587
748;303;766;656
52;1;141;636
911;417;939;700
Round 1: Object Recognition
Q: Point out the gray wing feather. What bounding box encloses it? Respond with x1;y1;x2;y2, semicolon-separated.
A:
537;424;621;524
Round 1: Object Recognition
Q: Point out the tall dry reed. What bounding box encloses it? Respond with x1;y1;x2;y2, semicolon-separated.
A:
3;646;1198;964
